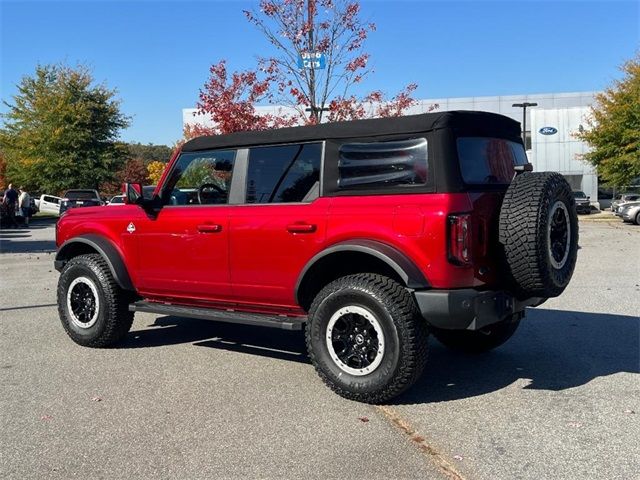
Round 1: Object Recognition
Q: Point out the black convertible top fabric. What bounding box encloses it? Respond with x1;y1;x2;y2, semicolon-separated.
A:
181;110;520;152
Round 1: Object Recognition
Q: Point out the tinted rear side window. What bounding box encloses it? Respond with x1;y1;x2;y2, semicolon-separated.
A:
457;137;528;184
246;143;321;203
338;138;428;189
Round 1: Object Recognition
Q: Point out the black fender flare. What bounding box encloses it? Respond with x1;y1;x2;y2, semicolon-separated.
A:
54;234;135;291
295;239;429;304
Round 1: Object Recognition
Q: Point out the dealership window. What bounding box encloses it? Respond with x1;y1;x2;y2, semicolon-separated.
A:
245;143;322;203
338;138;428;189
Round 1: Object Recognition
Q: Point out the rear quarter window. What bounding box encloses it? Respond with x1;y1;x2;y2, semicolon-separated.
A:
338;138;428;189
457;137;528;184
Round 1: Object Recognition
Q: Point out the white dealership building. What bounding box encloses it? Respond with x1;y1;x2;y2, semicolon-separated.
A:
183;91;600;203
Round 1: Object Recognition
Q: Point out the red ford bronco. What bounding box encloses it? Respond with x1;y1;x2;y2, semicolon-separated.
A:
55;111;578;403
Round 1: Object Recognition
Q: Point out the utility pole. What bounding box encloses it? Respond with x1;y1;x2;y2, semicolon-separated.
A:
512;102;538;149
307;0;317;122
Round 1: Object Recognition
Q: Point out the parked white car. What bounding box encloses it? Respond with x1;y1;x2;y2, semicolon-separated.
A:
106;195;125;206
34;194;62;215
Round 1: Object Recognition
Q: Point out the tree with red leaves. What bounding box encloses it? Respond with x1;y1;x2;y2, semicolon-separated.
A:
194;0;428;136
195;61;299;136
101;158;150;195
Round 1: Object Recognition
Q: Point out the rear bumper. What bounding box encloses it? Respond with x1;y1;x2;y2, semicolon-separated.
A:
413;289;545;330
575;204;591;214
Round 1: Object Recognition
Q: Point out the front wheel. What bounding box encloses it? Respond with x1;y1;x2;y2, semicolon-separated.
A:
430;318;521;354
57;254;134;347
306;274;429;403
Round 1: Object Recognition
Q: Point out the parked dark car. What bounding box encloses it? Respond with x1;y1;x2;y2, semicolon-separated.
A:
0;201;11;226
59;189;103;215
573;191;591;214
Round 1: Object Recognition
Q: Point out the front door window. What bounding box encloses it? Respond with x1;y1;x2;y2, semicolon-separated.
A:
161;150;236;205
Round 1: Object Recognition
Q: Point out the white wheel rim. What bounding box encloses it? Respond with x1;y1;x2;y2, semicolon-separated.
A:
547;201;571;269
66;276;100;329
325;305;385;376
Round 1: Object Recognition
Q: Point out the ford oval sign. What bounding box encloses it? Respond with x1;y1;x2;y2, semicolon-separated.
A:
539;126;558;135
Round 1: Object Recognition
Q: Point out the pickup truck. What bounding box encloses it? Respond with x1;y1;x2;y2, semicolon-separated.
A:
34;194;63;215
59;189;103;215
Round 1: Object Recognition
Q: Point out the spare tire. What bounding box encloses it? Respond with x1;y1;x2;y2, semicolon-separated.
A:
499;172;578;298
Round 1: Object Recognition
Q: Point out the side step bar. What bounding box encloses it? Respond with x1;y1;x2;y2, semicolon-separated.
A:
129;301;306;331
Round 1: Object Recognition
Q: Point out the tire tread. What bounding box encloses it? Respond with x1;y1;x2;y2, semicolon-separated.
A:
306;273;428;404
57;253;133;347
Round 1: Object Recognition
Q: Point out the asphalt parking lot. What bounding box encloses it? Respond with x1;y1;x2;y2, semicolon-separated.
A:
1;218;638;480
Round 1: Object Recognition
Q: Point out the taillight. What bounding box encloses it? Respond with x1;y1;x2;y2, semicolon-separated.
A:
448;213;472;265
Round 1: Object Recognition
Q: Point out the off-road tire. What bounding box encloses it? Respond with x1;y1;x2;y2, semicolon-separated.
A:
430;318;521;354
57;254;134;347
306;274;429;403
499;172;578;298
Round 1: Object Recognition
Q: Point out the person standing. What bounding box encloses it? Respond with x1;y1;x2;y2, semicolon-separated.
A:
2;183;19;228
18;187;31;227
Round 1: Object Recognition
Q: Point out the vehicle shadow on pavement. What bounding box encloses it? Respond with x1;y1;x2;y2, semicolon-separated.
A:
120;308;638;402
26;217;58;228
395;308;640;405
0;237;56;254
122;315;309;364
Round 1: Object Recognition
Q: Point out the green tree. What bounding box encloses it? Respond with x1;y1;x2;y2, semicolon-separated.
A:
0;64;130;194
123;142;172;164
578;54;640;186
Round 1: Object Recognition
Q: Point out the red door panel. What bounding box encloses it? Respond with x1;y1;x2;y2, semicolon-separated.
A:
228;199;330;308
134;206;231;301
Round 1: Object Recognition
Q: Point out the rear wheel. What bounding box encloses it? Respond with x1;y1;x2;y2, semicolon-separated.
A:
635;211;640;226
57;254;134;347
430;319;521;354
306;274;428;403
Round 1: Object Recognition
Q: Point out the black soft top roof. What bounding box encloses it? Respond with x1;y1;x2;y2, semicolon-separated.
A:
181;110;521;152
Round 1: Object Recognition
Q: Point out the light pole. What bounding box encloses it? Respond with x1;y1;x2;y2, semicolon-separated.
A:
512;102;538;149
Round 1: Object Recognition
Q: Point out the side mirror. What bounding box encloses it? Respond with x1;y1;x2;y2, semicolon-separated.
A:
122;183;142;205
587;196;591;200
514;163;534;174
